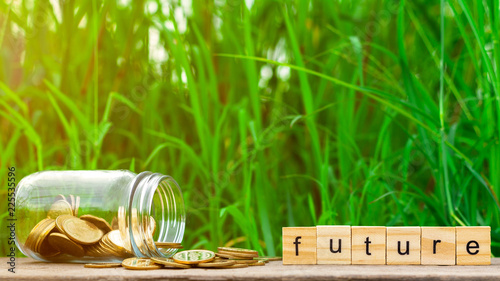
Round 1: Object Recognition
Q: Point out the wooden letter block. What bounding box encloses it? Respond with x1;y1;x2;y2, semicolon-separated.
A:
317;225;351;264
282;227;317;264
351;226;386;264
421;227;455;265
456;226;491;265
386;227;421;265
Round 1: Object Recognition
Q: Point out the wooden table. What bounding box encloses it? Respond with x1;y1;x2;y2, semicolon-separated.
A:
2;258;500;280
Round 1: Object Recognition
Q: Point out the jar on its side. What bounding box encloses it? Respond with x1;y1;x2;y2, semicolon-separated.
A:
15;170;185;263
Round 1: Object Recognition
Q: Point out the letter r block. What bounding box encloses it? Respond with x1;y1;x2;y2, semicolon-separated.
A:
456;226;490;265
421;227;455;265
351;226;386;264
317;225;351;264
282;227;317;264
386;227;421;265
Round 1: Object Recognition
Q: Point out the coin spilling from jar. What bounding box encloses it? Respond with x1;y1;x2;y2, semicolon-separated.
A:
24;194;180;259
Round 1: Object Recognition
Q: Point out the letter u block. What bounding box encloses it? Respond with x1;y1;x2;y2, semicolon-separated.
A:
386;227;421;264
282;227;317;264
317;225;351;264
351;226;386;264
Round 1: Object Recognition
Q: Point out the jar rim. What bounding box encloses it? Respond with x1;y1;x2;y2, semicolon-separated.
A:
128;171;185;258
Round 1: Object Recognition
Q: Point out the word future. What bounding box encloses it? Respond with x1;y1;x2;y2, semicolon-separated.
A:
283;226;490;265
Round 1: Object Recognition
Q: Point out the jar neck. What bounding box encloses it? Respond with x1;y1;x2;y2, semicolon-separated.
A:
127;171;185;258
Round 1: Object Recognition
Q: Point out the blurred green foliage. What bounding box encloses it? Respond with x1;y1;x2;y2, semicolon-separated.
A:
1;0;500;256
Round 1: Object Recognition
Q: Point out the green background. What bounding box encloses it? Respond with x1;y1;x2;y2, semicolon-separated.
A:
1;0;500;256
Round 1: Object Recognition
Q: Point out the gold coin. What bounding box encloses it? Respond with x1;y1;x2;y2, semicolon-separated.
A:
55;214;74;233
31;219;54;253
247;261;266;266
259;256;282;261
172;250;215;265
215;252;251;260
106;230;126;251
34;219;56;253
230;259;259;264
47;200;73;219
48;233;85;257
25;218;51;251
117;206;131;252
253;257;269;263
143;216;156;236
219;263;249;269
74;196;80;216
84;263;122;268
151;257;191;269
217;246;258;256
54;194;66;202
62;217;103;245
196;260;236;268
122;258;162;270
80;214;112;233
155;242;183;249
218;250;257;258
130;208;146;253
69;195;75;213
111;217;119;230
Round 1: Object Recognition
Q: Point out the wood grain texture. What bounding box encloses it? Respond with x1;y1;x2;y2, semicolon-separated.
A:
456;226;491;265
317;225;351;264
6;258;500;281
282;227;316;265
351;226;386;265
386;227;421;265
421;227;456;265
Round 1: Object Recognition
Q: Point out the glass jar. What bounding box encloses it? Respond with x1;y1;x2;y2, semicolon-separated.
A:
15;170;185;263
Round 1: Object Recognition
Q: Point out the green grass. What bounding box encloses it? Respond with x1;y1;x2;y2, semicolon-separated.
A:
1;0;500;256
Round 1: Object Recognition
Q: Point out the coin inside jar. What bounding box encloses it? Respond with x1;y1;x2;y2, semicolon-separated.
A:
47;200;73;219
48;233;85;257
62;217;103;245
80;214;112;233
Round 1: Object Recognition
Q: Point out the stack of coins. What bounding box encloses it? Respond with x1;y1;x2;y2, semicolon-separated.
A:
214;247;265;266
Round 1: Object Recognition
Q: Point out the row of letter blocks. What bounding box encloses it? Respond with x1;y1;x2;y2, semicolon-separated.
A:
283;226;490;265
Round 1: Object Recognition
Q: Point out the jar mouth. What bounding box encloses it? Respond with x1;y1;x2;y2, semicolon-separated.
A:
127;171;185;258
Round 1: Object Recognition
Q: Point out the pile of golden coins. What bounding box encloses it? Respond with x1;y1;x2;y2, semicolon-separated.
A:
24;194;139;259
84;248;282;270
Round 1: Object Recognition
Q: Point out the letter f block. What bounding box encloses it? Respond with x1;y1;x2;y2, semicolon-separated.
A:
283;227;317;264
317;225;351;264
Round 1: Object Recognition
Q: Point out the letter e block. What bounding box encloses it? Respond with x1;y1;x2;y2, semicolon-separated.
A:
352;226;386;264
456;226;490;265
386;227;421;265
317;225;351;264
421;227;455;265
282;227;316;264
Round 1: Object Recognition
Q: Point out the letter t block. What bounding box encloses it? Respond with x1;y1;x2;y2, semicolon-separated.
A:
351;226;386;264
282;227;317;264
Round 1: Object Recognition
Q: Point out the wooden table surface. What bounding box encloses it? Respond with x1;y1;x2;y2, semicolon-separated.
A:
2;257;500;280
